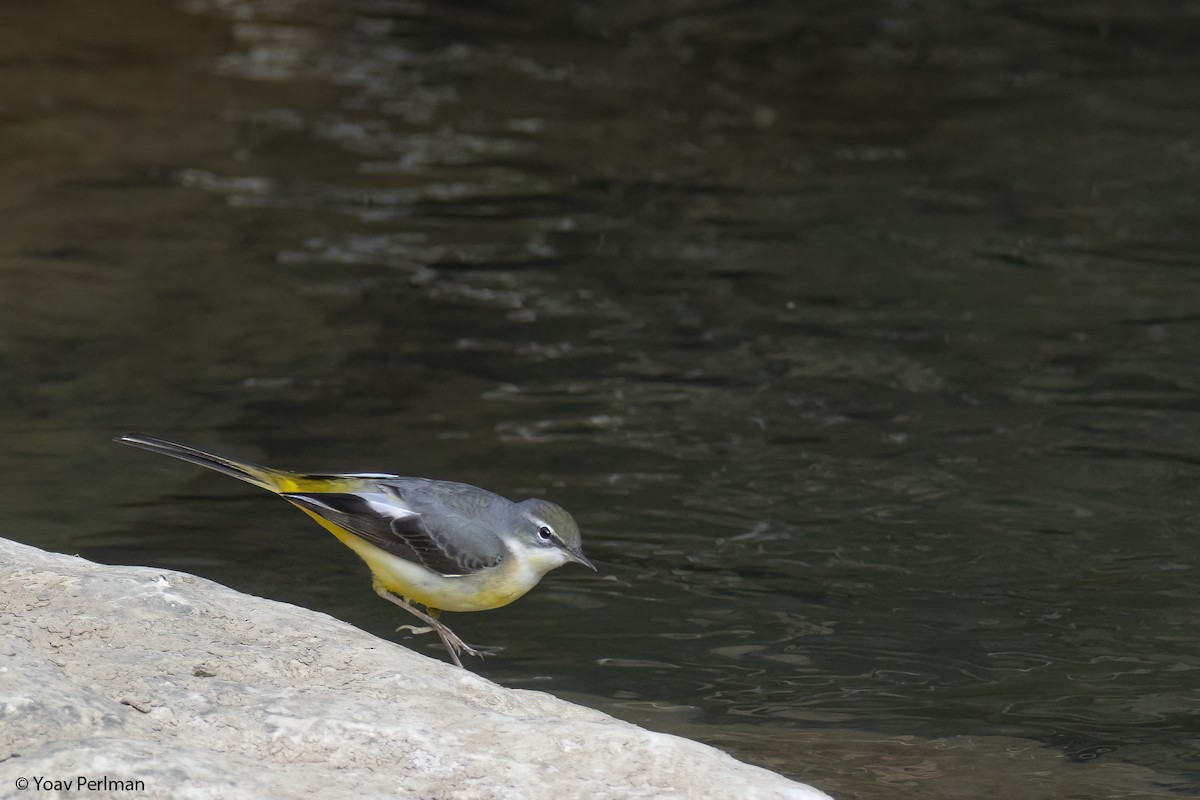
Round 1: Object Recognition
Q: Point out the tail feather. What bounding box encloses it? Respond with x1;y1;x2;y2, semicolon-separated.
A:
115;434;286;493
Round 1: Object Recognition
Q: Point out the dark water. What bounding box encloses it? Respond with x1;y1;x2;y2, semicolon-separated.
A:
3;1;1200;796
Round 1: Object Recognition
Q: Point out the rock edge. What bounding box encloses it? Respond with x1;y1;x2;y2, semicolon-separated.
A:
0;537;831;799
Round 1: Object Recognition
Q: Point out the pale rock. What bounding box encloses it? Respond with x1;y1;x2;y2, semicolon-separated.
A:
0;537;832;799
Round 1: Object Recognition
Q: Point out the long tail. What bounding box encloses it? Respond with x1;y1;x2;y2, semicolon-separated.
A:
115;434;288;493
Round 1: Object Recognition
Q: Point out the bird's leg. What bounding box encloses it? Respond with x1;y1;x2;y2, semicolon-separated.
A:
378;589;481;668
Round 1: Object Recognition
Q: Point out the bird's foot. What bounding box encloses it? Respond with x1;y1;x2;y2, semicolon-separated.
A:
396;624;435;636
433;624;482;667
380;590;483;668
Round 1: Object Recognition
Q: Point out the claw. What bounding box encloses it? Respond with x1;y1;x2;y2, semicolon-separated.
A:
397;624;435;636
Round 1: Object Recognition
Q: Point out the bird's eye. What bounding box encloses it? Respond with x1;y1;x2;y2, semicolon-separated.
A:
537;525;554;541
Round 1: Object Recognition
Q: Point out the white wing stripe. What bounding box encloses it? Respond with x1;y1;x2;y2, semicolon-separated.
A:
363;494;420;520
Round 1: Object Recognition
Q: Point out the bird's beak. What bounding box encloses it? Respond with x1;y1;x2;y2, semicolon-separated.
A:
567;547;597;571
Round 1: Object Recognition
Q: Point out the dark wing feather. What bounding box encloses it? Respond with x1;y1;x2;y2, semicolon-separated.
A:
282;492;503;576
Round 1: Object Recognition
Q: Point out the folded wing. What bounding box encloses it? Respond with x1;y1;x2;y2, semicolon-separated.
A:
282;491;505;576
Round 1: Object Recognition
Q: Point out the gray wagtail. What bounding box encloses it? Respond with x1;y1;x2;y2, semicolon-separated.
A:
116;434;595;667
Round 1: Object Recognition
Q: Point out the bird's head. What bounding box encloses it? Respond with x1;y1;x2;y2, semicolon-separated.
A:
515;498;595;572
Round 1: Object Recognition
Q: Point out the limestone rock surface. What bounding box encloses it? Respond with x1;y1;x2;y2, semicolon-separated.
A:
0;537;832;799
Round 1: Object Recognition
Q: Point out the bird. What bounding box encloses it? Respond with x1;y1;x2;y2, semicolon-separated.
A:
115;434;595;667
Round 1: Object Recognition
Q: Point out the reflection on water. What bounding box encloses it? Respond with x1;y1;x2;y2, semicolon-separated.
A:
2;1;1200;797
